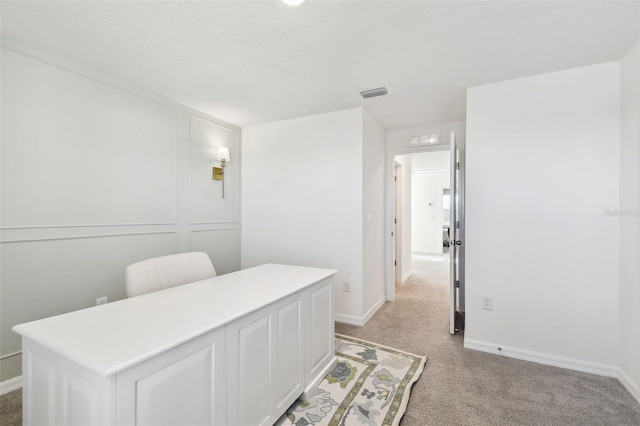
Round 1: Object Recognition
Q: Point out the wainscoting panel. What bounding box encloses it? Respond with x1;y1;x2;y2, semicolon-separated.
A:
1;48;178;228
0;232;177;365
190;229;240;275
190;116;240;225
0;39;241;388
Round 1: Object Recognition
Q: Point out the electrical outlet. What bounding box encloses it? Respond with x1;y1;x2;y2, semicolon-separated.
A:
96;297;108;306
481;295;493;310
343;281;351;293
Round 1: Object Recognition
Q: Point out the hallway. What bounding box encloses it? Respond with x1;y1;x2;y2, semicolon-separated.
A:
335;260;640;425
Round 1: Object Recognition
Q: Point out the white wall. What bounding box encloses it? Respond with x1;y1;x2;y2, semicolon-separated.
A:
412;151;451;172
362;110;386;317
241;108;364;320
0;40;241;382
465;62;621;373
618;40;640;402
411;172;449;254
411;151;450;254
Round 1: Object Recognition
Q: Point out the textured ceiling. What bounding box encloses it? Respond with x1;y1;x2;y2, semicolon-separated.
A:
1;1;638;129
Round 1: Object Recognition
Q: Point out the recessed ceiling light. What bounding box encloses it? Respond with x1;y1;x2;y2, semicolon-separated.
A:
282;0;306;6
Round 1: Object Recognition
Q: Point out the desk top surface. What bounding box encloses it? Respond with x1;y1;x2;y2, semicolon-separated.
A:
13;263;335;376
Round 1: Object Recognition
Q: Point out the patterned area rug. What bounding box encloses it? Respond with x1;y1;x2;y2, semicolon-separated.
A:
277;334;427;426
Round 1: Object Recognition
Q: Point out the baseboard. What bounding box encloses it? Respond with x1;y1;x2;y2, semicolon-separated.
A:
0;376;22;396
464;339;617;378
334;313;363;326
334;297;386;327
301;356;337;400
362;297;386;325
617;368;640;405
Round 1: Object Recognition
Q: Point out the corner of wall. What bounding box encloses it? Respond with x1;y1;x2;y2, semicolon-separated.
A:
465;61;621;368
362;110;387;318
618;39;640;403
241;108;366;322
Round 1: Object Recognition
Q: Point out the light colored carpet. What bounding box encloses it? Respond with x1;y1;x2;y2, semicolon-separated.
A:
0;388;20;426
336;259;640;425
278;334;426;426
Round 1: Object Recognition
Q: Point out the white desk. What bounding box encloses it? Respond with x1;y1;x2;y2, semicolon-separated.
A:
14;263;337;426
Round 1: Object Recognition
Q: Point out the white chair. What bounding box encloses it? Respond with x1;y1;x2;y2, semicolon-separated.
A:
125;252;217;297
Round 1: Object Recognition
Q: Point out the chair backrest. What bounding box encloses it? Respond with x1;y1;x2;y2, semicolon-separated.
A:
125;252;216;297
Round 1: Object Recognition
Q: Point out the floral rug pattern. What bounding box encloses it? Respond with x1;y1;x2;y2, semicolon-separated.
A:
277;334;427;426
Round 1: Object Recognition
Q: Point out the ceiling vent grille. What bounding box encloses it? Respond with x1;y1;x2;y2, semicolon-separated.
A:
359;86;388;99
409;130;441;147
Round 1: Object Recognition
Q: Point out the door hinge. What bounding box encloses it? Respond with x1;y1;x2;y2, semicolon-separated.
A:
456;220;460;228
391;232;394;237
456;162;460;170
394;260;397;266
455;280;460;288
394;218;397;224
394;176;397;182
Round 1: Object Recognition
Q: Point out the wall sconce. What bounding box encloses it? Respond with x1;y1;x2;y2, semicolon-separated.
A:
213;147;230;198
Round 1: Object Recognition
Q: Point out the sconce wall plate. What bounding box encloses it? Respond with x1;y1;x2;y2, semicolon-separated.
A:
213;167;224;181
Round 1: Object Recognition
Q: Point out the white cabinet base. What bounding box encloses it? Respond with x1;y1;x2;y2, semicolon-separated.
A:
16;265;336;426
22;340;115;426
116;327;226;426
302;280;336;400
302;358;337;400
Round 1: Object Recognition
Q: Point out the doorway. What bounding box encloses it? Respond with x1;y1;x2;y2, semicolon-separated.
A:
410;151;450;259
385;132;465;334
391;150;451;284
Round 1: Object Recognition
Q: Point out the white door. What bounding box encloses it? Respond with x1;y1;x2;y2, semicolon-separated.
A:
449;131;458;335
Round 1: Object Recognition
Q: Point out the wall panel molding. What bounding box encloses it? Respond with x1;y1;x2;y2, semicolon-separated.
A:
1;231;178;245
189;229;240;275
0;39;241;382
190;221;240;226
2;47;180;228
189;115;240;225
1;222;178;230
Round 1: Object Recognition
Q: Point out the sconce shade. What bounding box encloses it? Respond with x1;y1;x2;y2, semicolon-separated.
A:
217;147;230;162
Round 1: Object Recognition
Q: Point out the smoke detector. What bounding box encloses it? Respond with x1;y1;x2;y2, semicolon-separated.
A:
359;86;389;99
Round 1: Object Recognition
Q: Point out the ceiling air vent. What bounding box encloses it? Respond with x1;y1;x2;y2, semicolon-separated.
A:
409;130;441;147
359;86;388;99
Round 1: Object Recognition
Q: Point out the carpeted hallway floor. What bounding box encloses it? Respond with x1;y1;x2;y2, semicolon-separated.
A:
335;259;640;425
2;259;640;425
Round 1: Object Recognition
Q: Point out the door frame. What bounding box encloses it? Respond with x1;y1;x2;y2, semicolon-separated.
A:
394;162;402;284
384;144;450;301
